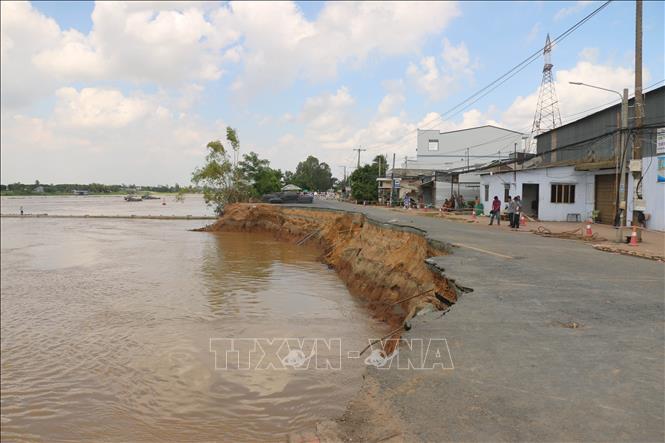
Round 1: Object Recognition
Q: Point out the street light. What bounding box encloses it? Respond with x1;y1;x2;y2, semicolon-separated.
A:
569;81;629;229
568;81;624;100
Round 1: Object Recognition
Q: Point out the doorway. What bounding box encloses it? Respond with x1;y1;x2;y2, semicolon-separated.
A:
522;184;539;219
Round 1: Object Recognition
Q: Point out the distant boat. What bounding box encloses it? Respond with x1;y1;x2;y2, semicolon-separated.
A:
124;195;142;202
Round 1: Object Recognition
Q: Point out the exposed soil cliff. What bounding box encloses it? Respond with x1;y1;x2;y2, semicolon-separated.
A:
200;204;463;351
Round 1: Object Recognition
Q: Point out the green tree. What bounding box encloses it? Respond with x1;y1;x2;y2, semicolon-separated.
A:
349;155;387;202
191;136;250;215
291;156;333;191
238;151;282;197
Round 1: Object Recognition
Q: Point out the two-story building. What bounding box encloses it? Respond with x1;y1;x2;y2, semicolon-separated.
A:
389;125;526;207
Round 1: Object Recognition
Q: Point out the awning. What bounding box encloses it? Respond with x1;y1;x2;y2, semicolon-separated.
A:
574;160;616;171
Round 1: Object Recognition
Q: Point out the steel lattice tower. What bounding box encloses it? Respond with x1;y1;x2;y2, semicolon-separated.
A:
529;34;562;152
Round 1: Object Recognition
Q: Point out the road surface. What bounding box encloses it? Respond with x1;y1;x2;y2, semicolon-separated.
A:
307;200;664;442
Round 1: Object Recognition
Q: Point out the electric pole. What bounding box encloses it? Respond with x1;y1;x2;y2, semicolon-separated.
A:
466;148;470;172
632;0;644;225
353;147;367;168
389;153;396;206
404;156;408;169
513;142;517;186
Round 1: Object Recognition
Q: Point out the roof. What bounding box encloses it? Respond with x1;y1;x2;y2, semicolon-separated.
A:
418;124;524;136
537;84;665;138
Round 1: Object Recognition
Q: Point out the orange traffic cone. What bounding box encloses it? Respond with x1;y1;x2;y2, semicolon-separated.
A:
585;221;593;237
520;213;527;227
629;226;638;246
471;211;477;222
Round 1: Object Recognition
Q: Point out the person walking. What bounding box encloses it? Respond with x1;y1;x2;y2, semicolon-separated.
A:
489;196;501;225
20;206;24;216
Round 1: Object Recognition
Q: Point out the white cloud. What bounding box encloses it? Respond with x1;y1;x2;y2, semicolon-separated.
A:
578;47;599;62
53;87;153;128
554;1;593;21
500;59;642;131
1;1;232;109
1;87;224;184
527;23;541;43
407;38;475;101
226;1;460;99
0;1;61;108
377;80;406;116
299;86;356;149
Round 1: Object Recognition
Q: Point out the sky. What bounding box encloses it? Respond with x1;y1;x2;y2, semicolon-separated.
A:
1;0;663;185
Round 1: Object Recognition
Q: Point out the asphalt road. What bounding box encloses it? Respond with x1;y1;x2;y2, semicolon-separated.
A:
306;200;665;442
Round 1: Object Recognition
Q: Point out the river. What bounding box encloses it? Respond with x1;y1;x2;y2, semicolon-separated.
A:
0;196;384;442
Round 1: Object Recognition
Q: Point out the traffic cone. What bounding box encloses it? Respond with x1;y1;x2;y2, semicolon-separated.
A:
520;213;527;227
629;226;638;246
585;221;593;237
471;211;477;222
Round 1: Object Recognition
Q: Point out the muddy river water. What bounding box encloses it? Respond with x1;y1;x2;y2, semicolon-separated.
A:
0;197;385;442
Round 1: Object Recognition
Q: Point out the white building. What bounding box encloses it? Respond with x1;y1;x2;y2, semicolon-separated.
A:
392;125;526;207
479;86;664;231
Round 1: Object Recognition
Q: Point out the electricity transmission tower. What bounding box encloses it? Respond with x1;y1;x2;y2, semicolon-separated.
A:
529;34;562;152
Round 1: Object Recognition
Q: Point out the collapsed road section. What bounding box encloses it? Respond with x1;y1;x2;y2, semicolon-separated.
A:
198;203;470;351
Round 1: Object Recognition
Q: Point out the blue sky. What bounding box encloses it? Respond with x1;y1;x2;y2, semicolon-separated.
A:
2;1;663;185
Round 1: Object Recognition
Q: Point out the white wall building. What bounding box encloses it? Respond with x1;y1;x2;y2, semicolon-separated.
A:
403;125;525;206
479;85;664;231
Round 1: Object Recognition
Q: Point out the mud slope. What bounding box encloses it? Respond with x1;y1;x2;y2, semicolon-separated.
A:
200;204;466;340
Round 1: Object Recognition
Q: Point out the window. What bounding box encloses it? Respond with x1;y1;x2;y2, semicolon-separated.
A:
504;184;510;202
551;184;575;203
428;139;439;151
484;185;489;201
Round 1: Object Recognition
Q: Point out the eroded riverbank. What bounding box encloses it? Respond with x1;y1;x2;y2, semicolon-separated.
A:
200;204;464;340
199;204;471;441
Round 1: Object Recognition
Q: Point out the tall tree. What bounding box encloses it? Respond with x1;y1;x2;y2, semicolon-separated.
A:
238;151;282;196
349;155;387;201
291;156;333;191
191;136;250;215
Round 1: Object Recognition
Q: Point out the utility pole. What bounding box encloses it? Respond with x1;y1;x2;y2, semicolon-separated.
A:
404;156;408;169
513;142;517;186
338;166;347;197
377;156;382;203
632;0;644;225
466;148;470;171
353;147;367;168
616;88;629;227
389;153;396;206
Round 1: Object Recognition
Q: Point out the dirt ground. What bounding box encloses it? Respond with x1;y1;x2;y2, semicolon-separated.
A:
398;208;664;261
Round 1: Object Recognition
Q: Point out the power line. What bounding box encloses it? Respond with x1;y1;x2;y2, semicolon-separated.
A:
385;79;664;164
367;1;614;153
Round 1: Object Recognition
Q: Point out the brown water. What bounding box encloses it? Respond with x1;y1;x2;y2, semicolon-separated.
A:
0;216;384;442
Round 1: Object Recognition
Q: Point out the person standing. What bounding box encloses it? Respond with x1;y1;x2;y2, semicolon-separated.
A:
506;196;515;228
489;196;501;225
20;206;24;216
511;196;523;229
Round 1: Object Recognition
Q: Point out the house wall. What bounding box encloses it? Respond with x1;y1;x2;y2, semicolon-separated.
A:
414;126;525;170
626;153;665;231
433;172;482;207
480;166;612;222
